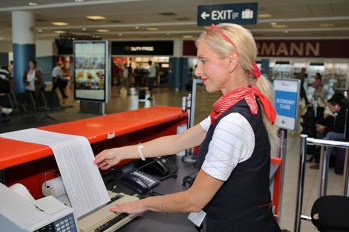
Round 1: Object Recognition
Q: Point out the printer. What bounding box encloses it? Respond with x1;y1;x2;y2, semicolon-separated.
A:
0;182;139;232
0;183;77;232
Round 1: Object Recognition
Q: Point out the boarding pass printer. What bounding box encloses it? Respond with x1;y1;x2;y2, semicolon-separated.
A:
0;182;139;232
0;183;77;232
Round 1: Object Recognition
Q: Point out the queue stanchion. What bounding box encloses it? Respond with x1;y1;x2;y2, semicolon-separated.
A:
319;144;330;197
294;134;308;232
275;128;287;222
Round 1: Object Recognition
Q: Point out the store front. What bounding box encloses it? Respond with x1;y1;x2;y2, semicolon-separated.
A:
111;41;173;89
183;39;349;99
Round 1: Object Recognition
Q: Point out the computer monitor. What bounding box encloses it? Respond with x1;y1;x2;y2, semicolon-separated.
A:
189;79;222;128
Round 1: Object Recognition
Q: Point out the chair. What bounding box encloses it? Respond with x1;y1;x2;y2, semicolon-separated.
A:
36;91;62;112
34;91;65;121
311;195;349;232
12;92;37;115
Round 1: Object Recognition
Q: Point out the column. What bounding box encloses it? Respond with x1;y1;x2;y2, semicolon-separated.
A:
12;11;36;93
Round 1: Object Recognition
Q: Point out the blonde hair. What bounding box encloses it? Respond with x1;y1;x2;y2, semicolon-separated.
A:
196;23;278;148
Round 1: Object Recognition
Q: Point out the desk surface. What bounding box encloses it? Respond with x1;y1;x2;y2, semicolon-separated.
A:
110;156;281;232
115;155;198;232
0;106;186;169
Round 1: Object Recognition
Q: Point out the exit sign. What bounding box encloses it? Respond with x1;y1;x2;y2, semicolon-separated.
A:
197;2;258;26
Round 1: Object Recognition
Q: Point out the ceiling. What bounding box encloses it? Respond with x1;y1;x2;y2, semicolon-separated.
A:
1;0;349;42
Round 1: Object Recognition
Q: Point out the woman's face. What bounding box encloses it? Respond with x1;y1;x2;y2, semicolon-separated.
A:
195;42;230;93
29;61;35;69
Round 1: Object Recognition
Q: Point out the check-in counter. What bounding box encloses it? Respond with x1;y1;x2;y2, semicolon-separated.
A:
0;106;187;199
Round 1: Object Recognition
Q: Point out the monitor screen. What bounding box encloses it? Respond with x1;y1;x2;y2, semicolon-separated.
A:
190;79;222;127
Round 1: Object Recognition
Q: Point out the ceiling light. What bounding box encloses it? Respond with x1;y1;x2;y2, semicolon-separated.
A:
272;24;288;29
146;28;159;31
86;16;106;21
38;29;42;33
54;30;66;34
182;35;193;39
52;22;69;26
270;22;277;26
259;13;272;18
75;0;84;2
97;29;109;32
135;26;140;29
0;37;4;40
118;34;122;36
28;2;38;6
320;23;336;28
82;28;86;31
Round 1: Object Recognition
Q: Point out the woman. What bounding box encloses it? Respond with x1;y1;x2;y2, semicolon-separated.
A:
94;23;281;232
23;60;44;98
313;72;323;100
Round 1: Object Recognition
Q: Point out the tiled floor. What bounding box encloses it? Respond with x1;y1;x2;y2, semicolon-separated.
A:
1;86;346;232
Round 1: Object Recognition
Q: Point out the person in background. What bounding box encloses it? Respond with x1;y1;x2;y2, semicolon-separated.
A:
145;60;157;100
94;23;281;232
296;67;309;105
128;63;134;87
51;62;68;99
8;60;13;75
23;60;44;99
313;72;323;101
186;67;196;91
315;94;348;174
0;65;13;94
119;63;130;95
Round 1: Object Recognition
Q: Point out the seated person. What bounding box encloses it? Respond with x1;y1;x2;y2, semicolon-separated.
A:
314;94;348;174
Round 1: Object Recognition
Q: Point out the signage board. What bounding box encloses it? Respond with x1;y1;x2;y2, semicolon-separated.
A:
197;2;258;26
273;79;300;130
73;40;109;102
111;41;173;56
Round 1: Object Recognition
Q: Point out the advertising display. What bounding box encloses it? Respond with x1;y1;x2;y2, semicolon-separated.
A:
74;41;108;102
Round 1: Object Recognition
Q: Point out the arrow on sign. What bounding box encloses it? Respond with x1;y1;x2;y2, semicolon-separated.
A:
201;11;210;20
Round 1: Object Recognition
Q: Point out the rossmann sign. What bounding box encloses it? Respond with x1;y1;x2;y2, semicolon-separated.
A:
183;39;349;58
256;40;349;58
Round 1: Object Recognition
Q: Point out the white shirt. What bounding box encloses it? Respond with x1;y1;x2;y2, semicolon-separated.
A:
148;65;156;78
52;66;62;78
199;113;255;181
26;70;36;91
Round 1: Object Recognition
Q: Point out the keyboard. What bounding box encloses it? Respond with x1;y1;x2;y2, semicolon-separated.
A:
78;193;139;232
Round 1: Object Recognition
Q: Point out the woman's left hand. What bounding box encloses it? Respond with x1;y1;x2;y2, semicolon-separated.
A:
110;199;146;215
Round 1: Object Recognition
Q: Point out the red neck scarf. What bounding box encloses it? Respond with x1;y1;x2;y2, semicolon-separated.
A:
210;86;276;125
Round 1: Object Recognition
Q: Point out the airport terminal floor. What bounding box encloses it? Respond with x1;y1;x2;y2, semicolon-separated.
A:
1;86;345;232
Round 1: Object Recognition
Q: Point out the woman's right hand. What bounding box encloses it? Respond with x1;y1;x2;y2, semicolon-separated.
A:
93;148;124;170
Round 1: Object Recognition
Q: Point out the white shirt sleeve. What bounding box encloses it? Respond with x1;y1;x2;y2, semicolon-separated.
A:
199;115;211;131
201;113;255;181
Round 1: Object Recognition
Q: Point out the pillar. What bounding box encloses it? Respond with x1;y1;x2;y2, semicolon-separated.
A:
12;11;36;93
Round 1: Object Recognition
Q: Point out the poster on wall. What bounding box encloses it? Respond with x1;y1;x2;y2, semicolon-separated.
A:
73;41;108;102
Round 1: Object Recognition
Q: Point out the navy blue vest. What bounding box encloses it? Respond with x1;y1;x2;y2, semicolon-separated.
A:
196;100;281;232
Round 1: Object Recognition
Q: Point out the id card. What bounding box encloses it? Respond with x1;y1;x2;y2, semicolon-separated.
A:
188;210;206;227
